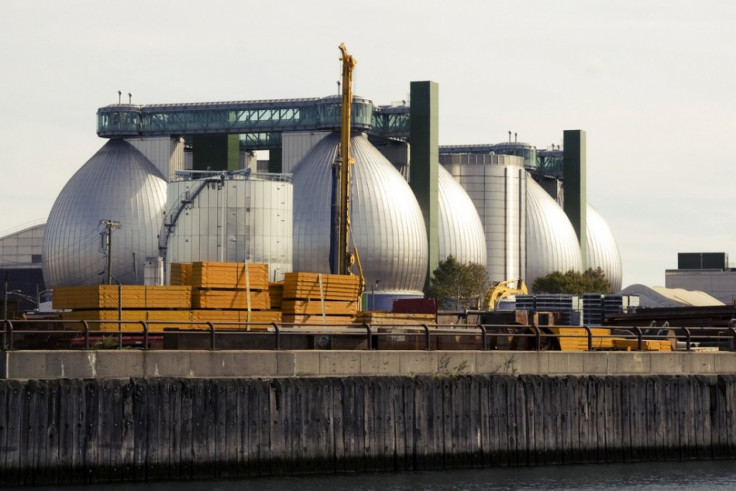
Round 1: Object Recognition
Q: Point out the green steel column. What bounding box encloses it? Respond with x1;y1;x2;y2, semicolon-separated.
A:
409;81;439;290
192;134;240;171
268;147;283;173
563;129;587;269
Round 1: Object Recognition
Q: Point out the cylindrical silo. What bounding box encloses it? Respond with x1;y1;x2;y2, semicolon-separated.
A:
165;173;293;281
441;153;526;284
42;139;167;288
292;132;428;302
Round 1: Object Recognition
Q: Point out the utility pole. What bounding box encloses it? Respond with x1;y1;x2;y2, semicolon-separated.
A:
100;219;122;285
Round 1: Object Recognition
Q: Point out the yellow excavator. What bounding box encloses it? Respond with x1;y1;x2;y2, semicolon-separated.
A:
484;279;528;311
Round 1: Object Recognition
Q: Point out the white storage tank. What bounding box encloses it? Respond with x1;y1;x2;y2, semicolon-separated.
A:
442;153;526;284
164;172;293;281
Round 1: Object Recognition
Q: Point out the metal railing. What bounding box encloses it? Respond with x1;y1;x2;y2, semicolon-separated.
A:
2;319;736;352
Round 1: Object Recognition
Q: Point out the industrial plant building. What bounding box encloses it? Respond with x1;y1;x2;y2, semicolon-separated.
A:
2;81;626;314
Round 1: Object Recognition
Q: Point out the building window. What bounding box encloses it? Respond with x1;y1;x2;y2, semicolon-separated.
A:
31;254;42;264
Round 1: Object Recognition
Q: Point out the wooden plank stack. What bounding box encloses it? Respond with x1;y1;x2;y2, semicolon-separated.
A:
187;262;280;329
192;262;269;290
55;262;281;332
55;285;193;331
281;272;361;326
169;262;193;286
612;338;672;352
53;285;192;310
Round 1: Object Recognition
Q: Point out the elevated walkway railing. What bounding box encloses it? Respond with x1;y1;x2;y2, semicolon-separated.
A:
3;319;736;352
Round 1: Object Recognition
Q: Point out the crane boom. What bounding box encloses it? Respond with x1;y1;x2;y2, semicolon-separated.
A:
329;43;364;301
332;43;357;276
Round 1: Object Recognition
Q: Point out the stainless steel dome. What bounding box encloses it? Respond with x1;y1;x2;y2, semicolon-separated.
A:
586;204;622;292
292;132;428;293
438;165;486;266
43;139;167;287
526;177;583;290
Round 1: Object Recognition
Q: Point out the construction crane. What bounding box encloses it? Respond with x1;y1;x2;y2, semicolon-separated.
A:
330;43;365;296
484;279;528;311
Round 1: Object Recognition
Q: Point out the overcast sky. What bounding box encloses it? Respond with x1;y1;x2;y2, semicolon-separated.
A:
1;1;735;288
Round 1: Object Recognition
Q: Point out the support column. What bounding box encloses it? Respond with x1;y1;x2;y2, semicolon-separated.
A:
192;134;240;171
409;81;439;290
563;129;587;269
268;147;283;173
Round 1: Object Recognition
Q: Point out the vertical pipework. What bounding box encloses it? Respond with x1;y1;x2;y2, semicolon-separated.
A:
563;129;587;269
409;81;439;290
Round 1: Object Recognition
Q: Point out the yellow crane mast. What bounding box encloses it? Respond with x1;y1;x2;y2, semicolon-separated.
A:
331;43;364;297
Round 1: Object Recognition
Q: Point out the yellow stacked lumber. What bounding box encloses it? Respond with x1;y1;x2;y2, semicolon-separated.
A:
147;309;193;331
170;263;193;286
282;272;361;301
53;285;191;310
612;338;672;352
282;314;357;326
192;289;270;310
282;299;358;316
590;328;614;349
190;309;282;328
355;311;436;326
143;286;191;309
549;327;588;351
548;328;616;351
269;282;284;309
191;309;240;327
243;310;282;324
218;310;282;329
191;262;269;289
61;309;192;332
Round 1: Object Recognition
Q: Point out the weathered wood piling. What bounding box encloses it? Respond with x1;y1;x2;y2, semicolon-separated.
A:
1;374;736;486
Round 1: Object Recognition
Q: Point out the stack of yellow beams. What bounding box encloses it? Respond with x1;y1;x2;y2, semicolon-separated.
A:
55;285;193;331
53;285;192;310
191;262;269;289
281;272;361;326
189;262;279;329
612;338;672;352
192;290;270;309
61;309;192;332
548;327;617;351
170;263;193;286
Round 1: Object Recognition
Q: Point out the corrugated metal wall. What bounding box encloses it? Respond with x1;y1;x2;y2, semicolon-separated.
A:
442;154;526;284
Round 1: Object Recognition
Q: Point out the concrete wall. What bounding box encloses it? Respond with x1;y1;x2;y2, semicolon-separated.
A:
3;350;736;380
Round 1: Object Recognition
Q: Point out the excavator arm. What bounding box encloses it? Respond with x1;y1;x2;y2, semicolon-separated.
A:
484;279;528;310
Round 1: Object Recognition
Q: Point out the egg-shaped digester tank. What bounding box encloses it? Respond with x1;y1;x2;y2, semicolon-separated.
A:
525;177;583;290
586;204;622;292
165;173;293;282
437;165;487;266
42;139;167;288
292;132;428;295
